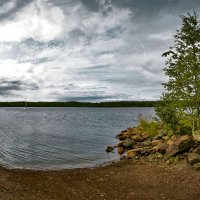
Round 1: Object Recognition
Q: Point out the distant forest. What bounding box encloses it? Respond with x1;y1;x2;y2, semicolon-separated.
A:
0;101;156;107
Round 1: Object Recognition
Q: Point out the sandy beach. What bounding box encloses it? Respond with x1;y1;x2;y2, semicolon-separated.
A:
0;159;200;200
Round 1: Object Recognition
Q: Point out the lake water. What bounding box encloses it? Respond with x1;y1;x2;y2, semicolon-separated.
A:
0;107;154;170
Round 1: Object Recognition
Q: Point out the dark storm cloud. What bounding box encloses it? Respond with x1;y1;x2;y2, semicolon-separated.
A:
60;95;114;102
81;0;99;12
0;79;39;95
112;0;200;14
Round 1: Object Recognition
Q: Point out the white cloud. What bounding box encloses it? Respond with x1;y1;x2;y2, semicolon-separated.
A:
0;0;65;42
0;0;198;101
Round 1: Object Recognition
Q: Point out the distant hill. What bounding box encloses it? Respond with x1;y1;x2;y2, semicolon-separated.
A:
0;101;157;107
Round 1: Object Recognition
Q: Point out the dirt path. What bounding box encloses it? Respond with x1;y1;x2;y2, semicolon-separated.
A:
0;160;200;200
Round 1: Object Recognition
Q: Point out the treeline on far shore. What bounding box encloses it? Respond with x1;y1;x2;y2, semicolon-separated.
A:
0;101;157;107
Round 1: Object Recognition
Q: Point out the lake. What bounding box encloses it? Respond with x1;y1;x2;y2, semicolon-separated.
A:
0;107;154;170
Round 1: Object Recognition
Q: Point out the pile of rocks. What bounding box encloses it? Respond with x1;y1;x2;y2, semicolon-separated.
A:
106;127;200;169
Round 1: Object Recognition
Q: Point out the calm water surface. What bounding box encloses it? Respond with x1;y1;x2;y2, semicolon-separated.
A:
0;107;154;170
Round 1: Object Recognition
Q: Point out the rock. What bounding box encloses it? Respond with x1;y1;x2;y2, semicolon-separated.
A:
171;135;178;140
166;144;179;158
141;139;152;147
117;141;124;147
176;135;194;151
127;127;133;131
127;148;143;158
116;129;133;140
131;135;144;142
187;153;200;165
122;138;135;148
142;132;149;139
151;139;162;147
192;130;200;142
167;139;174;145
127;150;137;159
151;143;168;154
140;147;151;156
106;146;114;153
192;163;200;170
157;143;169;154
192;147;200;155
118;146;125;154
116;134;127;141
162;136;169;140
165;135;194;158
153;133;163;140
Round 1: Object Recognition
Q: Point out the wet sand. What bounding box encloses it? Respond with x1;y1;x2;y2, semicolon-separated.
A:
0;159;200;200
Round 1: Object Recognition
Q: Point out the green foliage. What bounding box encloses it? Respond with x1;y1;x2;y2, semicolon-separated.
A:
156;11;200;132
155;94;180;132
137;115;172;138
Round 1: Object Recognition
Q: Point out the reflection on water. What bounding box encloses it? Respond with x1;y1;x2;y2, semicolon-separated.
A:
0;107;154;170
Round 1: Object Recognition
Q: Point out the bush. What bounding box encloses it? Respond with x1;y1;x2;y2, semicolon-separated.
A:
137;115;166;138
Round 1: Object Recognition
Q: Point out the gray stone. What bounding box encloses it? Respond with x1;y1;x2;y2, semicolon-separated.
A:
106;146;114;153
122;138;135;148
166;135;194;158
118;146;125;154
187;153;200;165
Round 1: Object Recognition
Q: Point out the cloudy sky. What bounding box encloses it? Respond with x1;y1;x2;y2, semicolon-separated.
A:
0;0;199;102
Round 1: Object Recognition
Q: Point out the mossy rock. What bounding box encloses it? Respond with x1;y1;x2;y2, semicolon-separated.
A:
192;130;200;142
122;138;135;148
106;146;114;153
187;153;200;165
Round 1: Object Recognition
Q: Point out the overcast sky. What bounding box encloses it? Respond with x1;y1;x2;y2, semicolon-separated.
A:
0;0;199;102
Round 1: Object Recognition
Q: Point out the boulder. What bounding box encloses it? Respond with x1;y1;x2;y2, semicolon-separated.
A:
127;148;142;158
187;153;200;165
140;139;152;147
157;143;169;154
151;139;162;147
192;163;200;170
118;146;125;154
116;133;127;141
127;150;137;159
122;138;135;148
140;147;151;156
106;146;114;153
192;130;200;142
131;135;144;142
162;136;169;140
117;141;124;147
171;135;178;140
167;139;174;145
165;135;194;158
153;133;163;140
151;143;168;154
142;132;149;139
192;147;200;155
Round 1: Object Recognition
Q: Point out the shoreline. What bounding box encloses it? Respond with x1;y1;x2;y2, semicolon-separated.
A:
1;158;200;200
0;156;122;172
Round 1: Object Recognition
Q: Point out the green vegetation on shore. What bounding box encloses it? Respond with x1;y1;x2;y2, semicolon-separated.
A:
155;11;200;134
107;12;200;170
0;101;156;107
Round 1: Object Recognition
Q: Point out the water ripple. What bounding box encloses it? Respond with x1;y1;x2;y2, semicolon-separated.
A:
0;107;154;169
